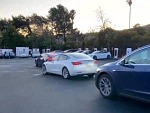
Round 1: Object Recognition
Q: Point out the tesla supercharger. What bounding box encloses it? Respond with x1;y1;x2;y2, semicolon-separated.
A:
94;48;97;51
78;48;81;50
0;49;2;54
114;48;118;59
103;48;107;51
46;49;50;53
42;49;45;53
126;48;132;55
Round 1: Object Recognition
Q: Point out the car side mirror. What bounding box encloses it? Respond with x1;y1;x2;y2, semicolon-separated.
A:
120;59;134;69
120;59;125;66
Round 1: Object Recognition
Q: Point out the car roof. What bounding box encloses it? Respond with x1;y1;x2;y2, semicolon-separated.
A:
63;49;78;52
57;53;93;59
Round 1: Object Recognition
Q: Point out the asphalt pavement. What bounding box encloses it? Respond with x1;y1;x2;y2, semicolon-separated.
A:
0;58;150;113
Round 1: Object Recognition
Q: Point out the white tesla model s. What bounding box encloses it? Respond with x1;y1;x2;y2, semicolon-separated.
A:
42;53;98;79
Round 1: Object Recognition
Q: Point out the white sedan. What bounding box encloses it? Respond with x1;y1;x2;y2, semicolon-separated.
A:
88;51;111;60
42;53;98;79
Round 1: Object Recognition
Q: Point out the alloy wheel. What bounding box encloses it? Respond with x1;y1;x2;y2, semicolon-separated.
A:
62;68;70;79
99;77;112;96
42;65;47;75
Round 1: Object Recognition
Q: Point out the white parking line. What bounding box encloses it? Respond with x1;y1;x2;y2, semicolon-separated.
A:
33;74;41;76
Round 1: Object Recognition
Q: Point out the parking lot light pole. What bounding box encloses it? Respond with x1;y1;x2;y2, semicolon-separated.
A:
127;0;132;29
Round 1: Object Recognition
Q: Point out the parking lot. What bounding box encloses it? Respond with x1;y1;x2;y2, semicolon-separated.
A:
0;58;150;113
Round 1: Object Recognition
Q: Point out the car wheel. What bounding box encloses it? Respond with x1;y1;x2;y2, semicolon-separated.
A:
107;55;111;59
93;56;97;60
42;65;48;75
62;67;70;79
98;74;116;98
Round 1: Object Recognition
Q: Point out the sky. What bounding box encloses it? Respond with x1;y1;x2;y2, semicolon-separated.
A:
0;0;150;33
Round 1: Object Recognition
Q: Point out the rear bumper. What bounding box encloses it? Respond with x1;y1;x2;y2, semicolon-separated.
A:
69;67;97;76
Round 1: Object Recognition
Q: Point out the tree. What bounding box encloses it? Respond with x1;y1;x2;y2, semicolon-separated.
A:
126;0;132;29
0;19;11;32
48;4;75;46
97;7;111;31
70;10;76;29
29;13;48;35
12;15;32;35
1;26;25;48
133;23;145;35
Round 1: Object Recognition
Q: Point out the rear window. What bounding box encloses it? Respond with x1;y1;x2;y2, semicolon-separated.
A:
69;53;92;59
47;54;56;57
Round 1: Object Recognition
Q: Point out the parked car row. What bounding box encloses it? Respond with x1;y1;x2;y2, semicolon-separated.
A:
0;51;41;58
49;49;112;60
0;51;15;59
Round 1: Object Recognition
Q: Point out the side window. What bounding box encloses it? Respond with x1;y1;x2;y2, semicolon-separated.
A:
52;55;59;61
126;48;150;64
58;55;68;61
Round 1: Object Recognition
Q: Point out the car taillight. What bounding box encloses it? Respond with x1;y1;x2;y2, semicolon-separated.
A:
94;60;98;64
72;62;82;65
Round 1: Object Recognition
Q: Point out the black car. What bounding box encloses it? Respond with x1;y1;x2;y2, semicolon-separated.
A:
35;53;57;67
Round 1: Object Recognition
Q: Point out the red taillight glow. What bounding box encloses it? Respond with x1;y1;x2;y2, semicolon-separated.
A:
47;57;52;61
94;60;98;64
72;62;82;65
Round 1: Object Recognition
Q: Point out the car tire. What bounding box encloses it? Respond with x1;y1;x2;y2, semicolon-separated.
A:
42;65;48;75
98;74;116;99
93;56;97;60
62;67;70;79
